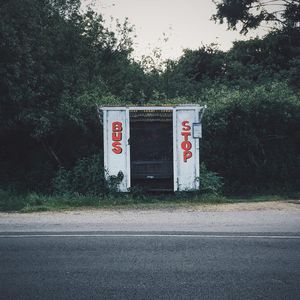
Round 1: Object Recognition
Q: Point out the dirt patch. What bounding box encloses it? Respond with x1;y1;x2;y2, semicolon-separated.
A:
1;200;299;216
190;201;300;212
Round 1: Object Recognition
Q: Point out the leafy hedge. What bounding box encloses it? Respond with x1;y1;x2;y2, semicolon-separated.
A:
202;82;300;194
49;81;300;195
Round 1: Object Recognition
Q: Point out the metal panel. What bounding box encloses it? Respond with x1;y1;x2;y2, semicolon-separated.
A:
173;107;200;191
103;108;130;192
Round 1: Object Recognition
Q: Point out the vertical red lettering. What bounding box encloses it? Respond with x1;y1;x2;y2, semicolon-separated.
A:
183;151;192;162
181;120;192;162
181;131;191;139
182;121;191;131
112;131;122;141
112;122;122;132
112;141;122;154
181;140;192;151
112;121;123;154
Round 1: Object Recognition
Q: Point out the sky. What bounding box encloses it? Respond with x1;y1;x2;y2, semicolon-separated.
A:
83;0;268;61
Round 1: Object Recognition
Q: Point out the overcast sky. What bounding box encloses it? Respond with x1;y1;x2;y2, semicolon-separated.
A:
84;0;268;60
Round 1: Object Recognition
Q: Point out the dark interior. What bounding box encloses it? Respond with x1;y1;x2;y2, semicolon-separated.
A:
130;110;173;191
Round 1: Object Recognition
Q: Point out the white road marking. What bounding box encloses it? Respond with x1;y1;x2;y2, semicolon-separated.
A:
0;234;300;239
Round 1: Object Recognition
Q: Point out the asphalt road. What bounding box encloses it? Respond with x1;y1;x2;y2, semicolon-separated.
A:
1;232;300;300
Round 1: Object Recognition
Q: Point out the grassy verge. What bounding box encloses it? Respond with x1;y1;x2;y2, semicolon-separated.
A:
0;189;297;213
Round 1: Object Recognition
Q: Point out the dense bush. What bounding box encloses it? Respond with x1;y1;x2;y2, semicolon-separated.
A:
49;82;300;196
52;154;107;196
199;163;224;194
202;82;300;194
0;189;25;211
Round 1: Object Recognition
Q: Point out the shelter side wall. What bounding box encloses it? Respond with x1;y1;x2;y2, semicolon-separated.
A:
104;109;130;192
174;108;200;191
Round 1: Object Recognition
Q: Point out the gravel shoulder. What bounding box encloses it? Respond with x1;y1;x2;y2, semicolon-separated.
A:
191;200;300;212
0;201;299;233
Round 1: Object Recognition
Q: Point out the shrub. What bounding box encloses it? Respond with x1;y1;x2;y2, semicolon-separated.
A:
201;82;300;194
199;163;223;194
0;189;25;211
52;154;107;196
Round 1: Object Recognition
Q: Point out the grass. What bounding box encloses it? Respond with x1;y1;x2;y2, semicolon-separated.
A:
0;189;296;213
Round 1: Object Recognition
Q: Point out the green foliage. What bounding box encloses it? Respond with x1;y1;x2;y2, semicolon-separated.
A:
157;29;300;92
199;163;224;194
52;168;71;195
0;189;25;211
202;82;300;193
212;0;300;34
0;0;299;202
0;0;141;193
0;191;103;212
52;154;107;196
106;171;125;193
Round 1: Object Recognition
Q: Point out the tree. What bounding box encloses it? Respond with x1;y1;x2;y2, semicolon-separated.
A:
0;0;143;192
212;0;300;34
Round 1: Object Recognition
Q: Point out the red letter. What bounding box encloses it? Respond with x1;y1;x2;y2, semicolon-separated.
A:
181;141;192;151
112;142;122;154
181;131;191;140
182;121;191;131
112;121;122;132
112;131;122;141
183;151;192;162
112;121;123;153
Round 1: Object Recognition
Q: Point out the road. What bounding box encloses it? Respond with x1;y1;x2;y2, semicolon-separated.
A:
0;203;299;299
0;232;300;300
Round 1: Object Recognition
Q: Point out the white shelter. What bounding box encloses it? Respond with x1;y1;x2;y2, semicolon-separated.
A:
98;105;205;192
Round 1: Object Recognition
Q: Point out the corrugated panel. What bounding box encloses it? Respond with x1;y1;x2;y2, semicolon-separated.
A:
130;110;172;122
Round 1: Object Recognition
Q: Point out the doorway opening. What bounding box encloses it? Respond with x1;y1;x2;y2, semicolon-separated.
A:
130;110;173;191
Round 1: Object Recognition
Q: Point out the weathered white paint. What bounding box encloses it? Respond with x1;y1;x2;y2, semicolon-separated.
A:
102;108;130;192
173;106;200;191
